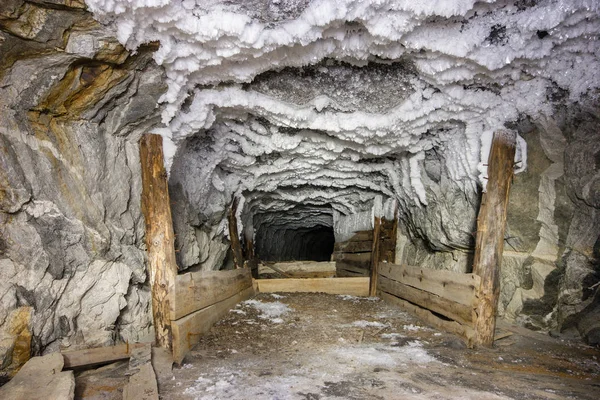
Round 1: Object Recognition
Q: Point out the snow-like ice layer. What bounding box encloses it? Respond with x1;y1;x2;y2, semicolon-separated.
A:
350;320;389;328
85;0;600;239
242;299;292;323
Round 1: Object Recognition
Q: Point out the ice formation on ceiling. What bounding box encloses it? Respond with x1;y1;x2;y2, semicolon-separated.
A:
85;0;600;223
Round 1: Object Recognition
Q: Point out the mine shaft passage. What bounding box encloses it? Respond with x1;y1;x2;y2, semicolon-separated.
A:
255;224;335;262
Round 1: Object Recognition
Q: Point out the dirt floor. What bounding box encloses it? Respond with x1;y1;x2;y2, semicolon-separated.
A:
151;292;600;400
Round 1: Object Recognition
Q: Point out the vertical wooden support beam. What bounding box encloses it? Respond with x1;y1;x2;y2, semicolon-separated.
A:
227;198;244;269
139;134;178;350
472;130;517;347
369;216;382;296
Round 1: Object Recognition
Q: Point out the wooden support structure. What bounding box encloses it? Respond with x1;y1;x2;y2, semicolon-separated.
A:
334;230;373;277
139;134;178;350
227;198;244;269
62;343;148;369
172;285;254;364
472;130;517;347
171;268;254;363
369;217;382;296
256;277;370;296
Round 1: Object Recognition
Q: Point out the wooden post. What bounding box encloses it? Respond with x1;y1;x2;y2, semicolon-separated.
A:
139;134;178;350
227;198;244;269
369;216;382;296
472;130;517;347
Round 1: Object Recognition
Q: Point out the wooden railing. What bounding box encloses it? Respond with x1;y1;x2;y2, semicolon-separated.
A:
171;268;254;364
377;262;481;347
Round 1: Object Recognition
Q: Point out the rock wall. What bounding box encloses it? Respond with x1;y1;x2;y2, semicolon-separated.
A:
396;105;600;344
0;0;165;375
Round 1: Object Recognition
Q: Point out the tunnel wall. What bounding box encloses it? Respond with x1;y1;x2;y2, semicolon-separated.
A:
395;111;600;343
0;1;163;374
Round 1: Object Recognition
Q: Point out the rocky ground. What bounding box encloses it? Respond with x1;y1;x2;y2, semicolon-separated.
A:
154;293;600;400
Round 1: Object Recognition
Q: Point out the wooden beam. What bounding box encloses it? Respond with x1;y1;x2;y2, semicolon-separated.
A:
334;240;373;253
369;217;382;296
227;198;244;269
62;343;148;369
139;134;178;350
378;275;474;327
256;277;370;296
472;130;517;347
379;291;476;348
172;268;253;320
172;286;255;364
378;263;481;307
123;363;159;400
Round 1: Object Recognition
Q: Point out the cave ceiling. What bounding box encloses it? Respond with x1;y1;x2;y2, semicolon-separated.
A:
85;0;600;225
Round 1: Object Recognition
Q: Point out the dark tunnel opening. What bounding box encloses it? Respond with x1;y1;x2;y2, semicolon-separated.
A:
255;224;335;262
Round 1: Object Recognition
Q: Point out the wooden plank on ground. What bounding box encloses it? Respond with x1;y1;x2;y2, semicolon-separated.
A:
123;363;159;400
334;240;373;253
173;268;252;320
378;275;474;326
256;277;370;296
172;286;255;364
62;343;148;369
378;263;480;307
0;353;75;400
258;261;336;278
379;290;475;348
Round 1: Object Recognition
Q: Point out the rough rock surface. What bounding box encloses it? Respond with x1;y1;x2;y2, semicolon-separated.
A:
0;0;166;375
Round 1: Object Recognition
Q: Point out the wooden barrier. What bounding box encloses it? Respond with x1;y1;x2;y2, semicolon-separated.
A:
172;268;253;320
334;230;373;277
378;262;480;347
171;268;254;363
256;277;370;296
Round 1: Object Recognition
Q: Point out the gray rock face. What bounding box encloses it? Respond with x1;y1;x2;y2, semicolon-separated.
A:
0;1;165;374
398;108;600;343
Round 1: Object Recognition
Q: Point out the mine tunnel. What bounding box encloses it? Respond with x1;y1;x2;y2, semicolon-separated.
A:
1;0;600;398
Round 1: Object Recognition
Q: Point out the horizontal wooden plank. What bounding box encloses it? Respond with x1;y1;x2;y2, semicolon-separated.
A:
336;262;370;276
173;268;253;320
123;363;159;400
348;230;374;241
334;240;373;253
256;277;370;296
378;276;474;326
378;263;480;307
379;290;475;348
336;269;366;278
62;343;148;369
172;286;255;364
335;252;371;264
258;261;336;278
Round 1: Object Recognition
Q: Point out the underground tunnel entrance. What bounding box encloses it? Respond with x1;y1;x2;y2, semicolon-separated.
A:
254;224;335;262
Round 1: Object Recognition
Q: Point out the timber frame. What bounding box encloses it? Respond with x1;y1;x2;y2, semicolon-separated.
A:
376;130;517;347
138;129;516;363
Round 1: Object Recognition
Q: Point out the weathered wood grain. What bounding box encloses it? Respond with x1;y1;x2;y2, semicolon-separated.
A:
378;275;474;326
256;277;369;296
62;343;148;369
369;217;382;296
139;134;178;350
378;263;480;307
172;286;255;364
379;291;476;348
472;130;516;347
172;268;253;320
